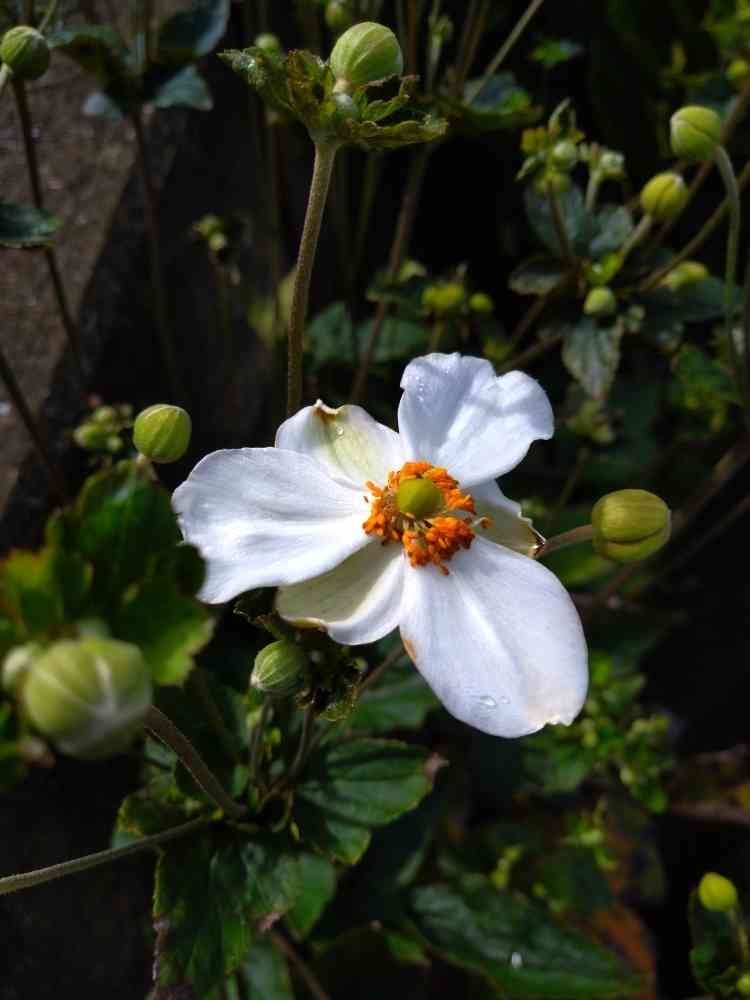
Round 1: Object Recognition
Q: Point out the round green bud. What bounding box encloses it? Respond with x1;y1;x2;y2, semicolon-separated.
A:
396;477;443;519
23;638;152;759
583;287;617;317
2;642;42;695
698;872;739;912
661;259;708;291
533;169;570;195
469;292;494;316
326;1;356;34
133;403;191;463
73;422;113;452
550;140;578;171
591;489;671;564
737;973;750;996
422;282;465;315
640;172;689;222
330;22;403;93
0;26;50;81
254;33;282;55
91;405;119;426
727;59;750;84
251;640;308;698
670;105;722;162
598;151;625;179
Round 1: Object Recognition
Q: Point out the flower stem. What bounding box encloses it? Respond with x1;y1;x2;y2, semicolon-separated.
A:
466;0;546;103
286;704;317;784
713;145;748;412
538;524;593;558
287;141;338;416
270;931;332;1000
249;698;272;786
0;64;10;99
145;706;245;819
13;80;86;389
619;214;652;261
499;330;562;373
0;816;210;896
547;187;575;269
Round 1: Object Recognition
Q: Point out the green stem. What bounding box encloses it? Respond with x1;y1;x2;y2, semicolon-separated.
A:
0;816;210;896
584;163;602;214
249;699;272;786
146;706;245;819
0;64;10;99
13;80;86;388
287;141;338;416
428;317;445;352
538;524;593;558
270;931;332;1000
39;0;61;31
547;186;575;269
286;705;316;785
714;144;747;411
499;330;562;373
466;0;546;103
190;670;239;764
619;213;652;261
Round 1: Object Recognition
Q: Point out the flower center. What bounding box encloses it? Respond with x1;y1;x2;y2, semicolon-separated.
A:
363;461;488;574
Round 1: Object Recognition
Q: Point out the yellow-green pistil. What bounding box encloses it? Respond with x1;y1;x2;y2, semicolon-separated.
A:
396;477;444;519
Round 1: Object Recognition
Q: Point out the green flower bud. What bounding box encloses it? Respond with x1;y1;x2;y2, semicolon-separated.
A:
73;422;114;452
534;169;571;194
254;33;282;55
133;403;191;463
330;22;403;93
670;105;722;162
2;642;42;695
469;292;494;316
591;489;671;563
727;59;750;84
422;281;465;315
550;140;578;171
583;286;617;317
252;640;308;698
23;639;152;759
91;405;119;426
737;973;750;997
326;1;356;34
640;172;689;222
698;872;739;912
0;26;50;81
598;151;625;179
661;260;708;291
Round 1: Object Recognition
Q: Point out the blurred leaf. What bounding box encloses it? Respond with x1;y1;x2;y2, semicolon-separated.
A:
82;90;125;120
531;38;584;68
524;185;586;256
341;114;448;150
446;73;540;132
688;888;741;996
638;276;729;325
154;831;301;996
234;938;294;999
589;206;633;258
147;64;213;111
49;25;134;107
349;661;439;733
0;700;27;791
306;301;354;368
157;0;230;63
0;202;60;249
509;256;564;295
412;877;641;998
562;316;624;399
293;738;433;864
366;316;430;363
285;853;337;939
0;546;92;641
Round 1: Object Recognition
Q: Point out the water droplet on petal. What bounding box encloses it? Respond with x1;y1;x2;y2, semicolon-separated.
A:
499;695;510;705
335;426;344;437
478;694;497;709
510;952;523;970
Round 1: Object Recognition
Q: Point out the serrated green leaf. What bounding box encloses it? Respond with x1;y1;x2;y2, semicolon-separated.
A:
285;853;337;939
0;546;92;640
349;662;438;733
148;64;213;111
293;738;432;864
562;316;623;399
340;114;448;150
157;0;230;63
412;877;641;998
524;184;586;256
589;205;633;258
0;202;61;249
509;256;564;295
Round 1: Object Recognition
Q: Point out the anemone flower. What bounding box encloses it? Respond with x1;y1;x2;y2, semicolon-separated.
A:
173;353;588;737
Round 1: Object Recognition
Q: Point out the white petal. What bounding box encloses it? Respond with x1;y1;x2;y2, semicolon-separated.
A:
276;401;404;488
277;541;404;645
173;448;371;603
472;480;544;557
398;353;554;487
399;536;587;737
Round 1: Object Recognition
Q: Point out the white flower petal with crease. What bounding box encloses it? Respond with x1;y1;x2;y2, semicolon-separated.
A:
276;401;404;488
173;448;369;603
472;480;543;557
399;536;588;738
398;353;554;486
277;540;405;645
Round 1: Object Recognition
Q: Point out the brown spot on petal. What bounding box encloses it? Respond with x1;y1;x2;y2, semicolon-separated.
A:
313;400;340;422
402;638;417;663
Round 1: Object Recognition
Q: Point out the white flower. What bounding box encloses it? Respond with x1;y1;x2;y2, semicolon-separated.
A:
173;353;588;737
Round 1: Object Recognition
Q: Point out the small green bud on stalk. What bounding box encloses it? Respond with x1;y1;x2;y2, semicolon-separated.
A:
422;282;465;316
0;26;50;81
73;422;122;453
330;22;403;93
598;151;625;179
254;33;282;56
2;643;42;695
91;405;119;425
550;140;578;171
469;292;494;316
737;973;750;996
661;260;708;291
727;59;750;84
23;639;152;759
583;287;617;317
133;404;191;463
698;872;739;912
252;640;308;698
670;105;722;162
640;172;689;222
326;1;356;34
591;489;671;563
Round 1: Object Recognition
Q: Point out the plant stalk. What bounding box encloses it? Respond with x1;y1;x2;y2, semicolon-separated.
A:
0;816;210;896
466;0;546;103
538;524;593;558
287;141;338;416
713;145;747;411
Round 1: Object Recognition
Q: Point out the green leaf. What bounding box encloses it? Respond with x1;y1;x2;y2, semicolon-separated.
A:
639;276;728;325
293;738;433;864
49;26;134;106
589;205;633;258
114;580;213;685
561;316;624;399
234;938;294;999
285;853;337;939
524;185;586;256
306;301;354;368
147;64;213;111
340;114;448;150
0;546;92;640
509;256;564;296
531;38;584;68
157;0;230;63
0;202;61;249
688;888;740;996
365;316;430;363
349;661;439;733
447;73;540;132
412;877;641;998
154;831;301;996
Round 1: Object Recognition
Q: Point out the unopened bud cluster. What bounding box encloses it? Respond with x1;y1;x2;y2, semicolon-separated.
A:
74;403;133;454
